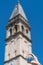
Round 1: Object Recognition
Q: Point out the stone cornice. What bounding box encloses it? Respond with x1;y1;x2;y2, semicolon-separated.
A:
5;31;32;43
4;55;26;63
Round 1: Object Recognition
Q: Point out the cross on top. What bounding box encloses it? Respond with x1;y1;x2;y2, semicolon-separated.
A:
18;0;20;3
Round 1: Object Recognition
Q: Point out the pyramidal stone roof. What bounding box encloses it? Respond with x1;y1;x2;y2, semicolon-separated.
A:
10;2;28;21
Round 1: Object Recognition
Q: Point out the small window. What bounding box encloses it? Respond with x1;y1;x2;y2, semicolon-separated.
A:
8;53;10;59
22;50;24;53
15;50;16;53
8;53;10;56
15;25;17;32
24;41;27;43
15;50;16;55
10;28;12;35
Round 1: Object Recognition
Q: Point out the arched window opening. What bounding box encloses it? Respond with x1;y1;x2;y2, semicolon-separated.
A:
26;57;34;63
22;26;24;32
15;25;17;32
10;28;12;35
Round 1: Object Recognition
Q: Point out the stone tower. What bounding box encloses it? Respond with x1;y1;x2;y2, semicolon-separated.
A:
4;1;40;65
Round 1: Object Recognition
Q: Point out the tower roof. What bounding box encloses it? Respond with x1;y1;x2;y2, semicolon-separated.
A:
10;2;28;21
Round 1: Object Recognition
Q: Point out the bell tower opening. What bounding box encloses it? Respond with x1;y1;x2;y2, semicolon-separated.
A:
21;25;24;32
15;25;18;32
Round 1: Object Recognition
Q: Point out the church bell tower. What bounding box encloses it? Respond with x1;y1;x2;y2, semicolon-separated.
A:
4;1;40;65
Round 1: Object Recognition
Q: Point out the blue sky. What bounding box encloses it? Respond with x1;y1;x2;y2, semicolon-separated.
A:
0;0;43;65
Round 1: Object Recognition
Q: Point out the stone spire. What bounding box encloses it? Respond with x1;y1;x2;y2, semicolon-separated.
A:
10;1;28;21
